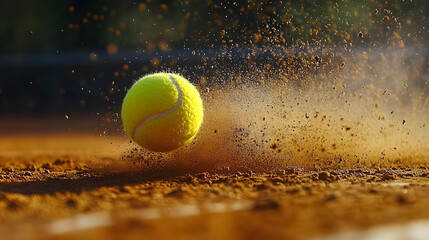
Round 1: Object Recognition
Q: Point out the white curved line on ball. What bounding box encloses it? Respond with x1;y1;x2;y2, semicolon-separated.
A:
133;75;182;140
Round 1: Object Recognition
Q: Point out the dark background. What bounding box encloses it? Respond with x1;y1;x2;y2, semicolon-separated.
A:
0;0;428;115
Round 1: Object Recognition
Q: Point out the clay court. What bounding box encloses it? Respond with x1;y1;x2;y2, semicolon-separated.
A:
1;118;429;239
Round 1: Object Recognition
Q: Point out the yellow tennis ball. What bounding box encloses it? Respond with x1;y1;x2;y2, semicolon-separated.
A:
121;73;204;152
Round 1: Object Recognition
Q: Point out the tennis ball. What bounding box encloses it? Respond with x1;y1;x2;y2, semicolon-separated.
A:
121;73;204;152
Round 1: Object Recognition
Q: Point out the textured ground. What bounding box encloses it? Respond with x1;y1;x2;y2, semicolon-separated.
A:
1;126;429;239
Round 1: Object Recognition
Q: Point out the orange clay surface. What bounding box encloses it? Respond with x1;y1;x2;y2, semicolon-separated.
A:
0;117;429;240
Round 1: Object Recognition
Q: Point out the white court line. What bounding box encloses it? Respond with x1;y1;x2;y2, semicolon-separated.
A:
45;201;254;236
311;219;429;240
381;182;429;187
382;182;411;187
46;212;112;235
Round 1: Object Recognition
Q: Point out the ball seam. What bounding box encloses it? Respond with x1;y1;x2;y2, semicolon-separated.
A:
132;75;182;140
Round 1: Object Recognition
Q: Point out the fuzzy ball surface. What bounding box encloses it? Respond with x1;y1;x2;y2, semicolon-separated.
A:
121;73;204;152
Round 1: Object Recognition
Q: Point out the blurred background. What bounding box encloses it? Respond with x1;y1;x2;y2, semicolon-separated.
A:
0;0;428;118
